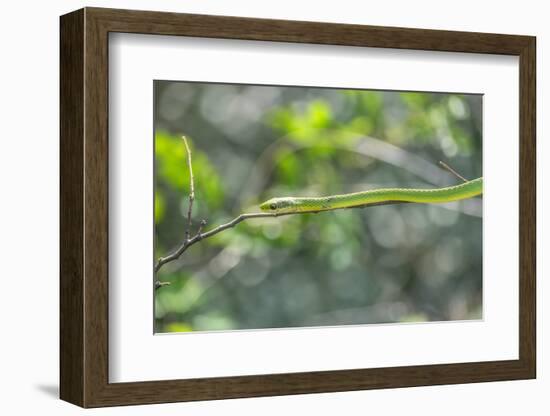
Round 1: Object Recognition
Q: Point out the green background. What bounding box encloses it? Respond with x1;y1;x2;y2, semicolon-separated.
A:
154;81;482;333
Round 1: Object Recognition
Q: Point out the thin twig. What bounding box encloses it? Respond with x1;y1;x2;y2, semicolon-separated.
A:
438;160;468;183
182;136;195;241
154;138;471;282
154;200;409;274
197;219;207;238
155;281;172;290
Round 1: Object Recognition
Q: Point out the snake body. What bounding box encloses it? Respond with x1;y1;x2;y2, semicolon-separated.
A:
259;177;483;214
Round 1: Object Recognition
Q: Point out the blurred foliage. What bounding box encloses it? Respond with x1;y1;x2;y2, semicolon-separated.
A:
154;81;482;333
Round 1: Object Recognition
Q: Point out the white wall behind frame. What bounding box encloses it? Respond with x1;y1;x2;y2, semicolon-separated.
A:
0;0;545;415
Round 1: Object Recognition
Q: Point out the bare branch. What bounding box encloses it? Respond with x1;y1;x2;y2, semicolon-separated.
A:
155;280;171;290
182;136;195;241
197;219;207;237
438;160;468;183
154;137;470;282
154;200;410;274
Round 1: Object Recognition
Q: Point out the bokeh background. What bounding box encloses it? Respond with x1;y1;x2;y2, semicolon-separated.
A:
154;81;482;333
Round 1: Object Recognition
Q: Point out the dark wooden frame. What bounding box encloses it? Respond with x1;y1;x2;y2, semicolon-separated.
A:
60;7;536;408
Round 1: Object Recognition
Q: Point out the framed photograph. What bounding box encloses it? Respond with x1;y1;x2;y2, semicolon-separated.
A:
60;7;536;407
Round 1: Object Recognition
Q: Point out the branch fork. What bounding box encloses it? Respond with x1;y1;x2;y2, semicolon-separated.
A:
154;136;468;288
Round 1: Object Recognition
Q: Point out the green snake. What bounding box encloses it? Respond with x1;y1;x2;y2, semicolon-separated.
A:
260;177;483;214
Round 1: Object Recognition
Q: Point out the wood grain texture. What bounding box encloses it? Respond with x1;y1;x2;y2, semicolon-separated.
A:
83;10;110;406
59;8;84;406
59;7;537;408
88;7;532;54
518;38;536;375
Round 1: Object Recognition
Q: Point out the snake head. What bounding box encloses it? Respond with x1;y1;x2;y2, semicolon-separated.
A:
259;197;297;214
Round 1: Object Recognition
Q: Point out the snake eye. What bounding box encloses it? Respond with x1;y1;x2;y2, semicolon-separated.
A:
270;203;277;210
